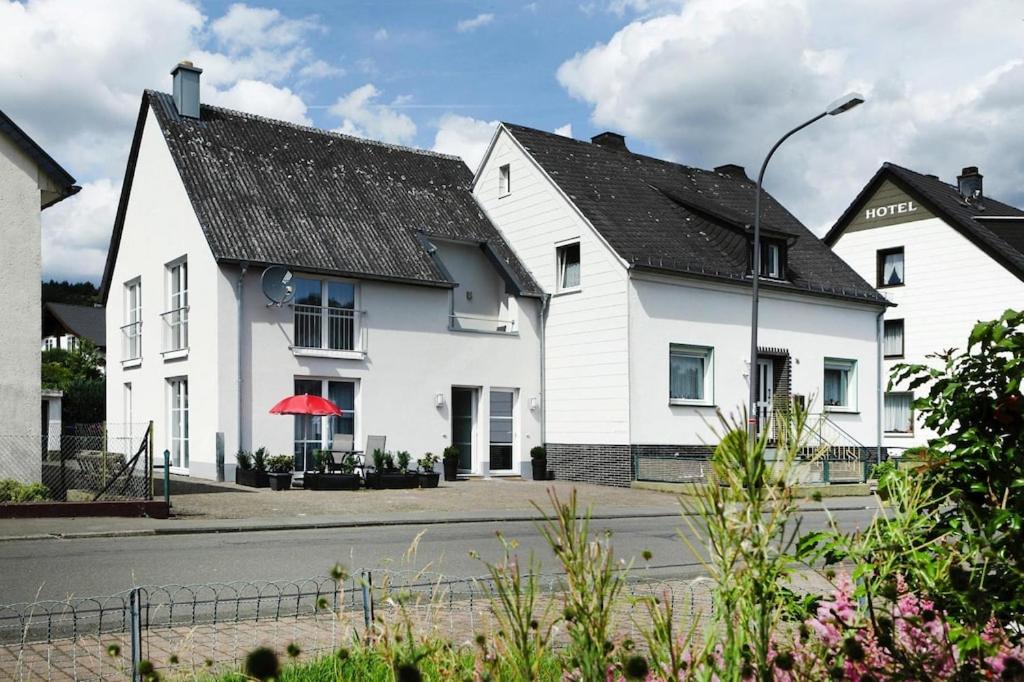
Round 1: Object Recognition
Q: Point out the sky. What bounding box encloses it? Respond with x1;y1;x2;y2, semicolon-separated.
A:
2;0;1023;283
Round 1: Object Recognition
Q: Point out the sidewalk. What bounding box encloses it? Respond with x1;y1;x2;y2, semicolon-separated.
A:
0;477;881;542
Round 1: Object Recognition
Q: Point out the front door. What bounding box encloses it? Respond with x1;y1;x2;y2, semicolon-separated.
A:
489;389;514;472
452;387;476;472
756;359;774;435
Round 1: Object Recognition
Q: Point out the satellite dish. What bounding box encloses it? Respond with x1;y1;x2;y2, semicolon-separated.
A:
261;266;294;306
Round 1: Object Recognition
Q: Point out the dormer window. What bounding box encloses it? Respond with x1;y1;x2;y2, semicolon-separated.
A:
751;239;786;279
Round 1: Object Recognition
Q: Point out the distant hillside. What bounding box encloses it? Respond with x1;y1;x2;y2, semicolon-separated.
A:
42;280;99;306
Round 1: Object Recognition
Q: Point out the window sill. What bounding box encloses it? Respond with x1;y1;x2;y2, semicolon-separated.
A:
884;432;915;438
669;399;716;408
498;191;511;199
877;283;905;290
884;355;904;360
162;348;189;361
122;358;142;369
824;407;859;414
291;347;366;360
448;326;519;337
553;287;582;297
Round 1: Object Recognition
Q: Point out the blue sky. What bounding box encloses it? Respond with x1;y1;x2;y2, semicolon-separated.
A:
2;0;1022;282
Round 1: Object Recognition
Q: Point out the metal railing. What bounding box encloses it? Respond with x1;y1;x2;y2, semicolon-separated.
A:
448;313;517;334
160;306;189;353
292;305;365;352
120;321;142;362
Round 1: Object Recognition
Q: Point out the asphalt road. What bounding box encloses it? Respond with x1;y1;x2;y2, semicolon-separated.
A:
0;506;879;604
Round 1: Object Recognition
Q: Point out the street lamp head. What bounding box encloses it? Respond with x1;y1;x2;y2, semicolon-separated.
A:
826;92;865;116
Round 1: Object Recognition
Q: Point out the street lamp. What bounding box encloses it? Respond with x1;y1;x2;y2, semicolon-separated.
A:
747;92;865;445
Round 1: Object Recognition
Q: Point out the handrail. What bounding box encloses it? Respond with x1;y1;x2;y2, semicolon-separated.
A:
159;305;190;317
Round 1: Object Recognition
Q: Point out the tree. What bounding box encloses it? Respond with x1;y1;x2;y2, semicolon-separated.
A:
41;339;105;424
41;279;99;305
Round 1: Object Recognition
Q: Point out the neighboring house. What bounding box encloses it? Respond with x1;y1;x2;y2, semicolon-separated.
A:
100;63;543;482
473;124;889;485
826;163;1024;450
0;109;78;484
42;302;106;353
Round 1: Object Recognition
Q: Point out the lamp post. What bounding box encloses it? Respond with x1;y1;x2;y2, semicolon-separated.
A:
747;93;865;446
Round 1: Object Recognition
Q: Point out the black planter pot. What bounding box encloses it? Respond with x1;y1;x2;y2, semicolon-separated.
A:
235;468;269;488
365;471;384;490
306;473;361;491
531;458;547;481
268;473;293;491
443;458;459;482
418;472;440;489
379;472;418;489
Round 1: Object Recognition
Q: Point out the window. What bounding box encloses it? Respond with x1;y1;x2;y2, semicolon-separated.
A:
489;389;514;471
168;377;189;470
164;259;188;352
752;239;785;279
498;164;511;196
43;337;56;351
123;280;142;361
556;241;581;291
292;277;358;351
669;344;713;404
877;247;904;287
884;392;913;434
884;319;904;358
293;377;357;472
824;358;856;410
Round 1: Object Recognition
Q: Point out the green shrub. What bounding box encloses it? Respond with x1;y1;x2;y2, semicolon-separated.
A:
266;455;294;474
235;450;253;471
530;446;546;460
396;450;411;473
442;445;459;463
0;479;51;503
252;447;268;472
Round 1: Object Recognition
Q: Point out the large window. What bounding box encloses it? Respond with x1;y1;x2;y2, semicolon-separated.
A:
293;378;357;472
489;389;514;471
123;279;142;361
877;247;905;287
292;278;358;351
556;241;581;291
168;377;189;470
669;344;713;405
884;392;913;434
164;259;188;352
824;358;856;410
884;319;904;358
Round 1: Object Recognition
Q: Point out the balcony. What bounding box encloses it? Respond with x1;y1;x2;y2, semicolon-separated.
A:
160;306;189;358
448;313;517;335
120;321;142;365
292;304;366;358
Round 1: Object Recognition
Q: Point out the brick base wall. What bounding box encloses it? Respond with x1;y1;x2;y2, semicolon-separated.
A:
544;443;633;487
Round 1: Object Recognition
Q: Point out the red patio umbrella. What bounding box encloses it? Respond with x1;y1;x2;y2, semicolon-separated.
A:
270;394;346;474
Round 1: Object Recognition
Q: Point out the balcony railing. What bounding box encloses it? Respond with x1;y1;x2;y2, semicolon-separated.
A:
121;321;142;362
449;313;517;334
161;306;189;353
292;304;365;352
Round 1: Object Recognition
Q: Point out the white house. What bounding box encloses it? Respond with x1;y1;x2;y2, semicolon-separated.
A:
0;109;78;484
826;163;1024;450
42;302;106;354
100;63;544;482
473;124;888;485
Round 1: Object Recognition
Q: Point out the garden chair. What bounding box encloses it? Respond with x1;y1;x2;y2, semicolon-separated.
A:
329;434;356;472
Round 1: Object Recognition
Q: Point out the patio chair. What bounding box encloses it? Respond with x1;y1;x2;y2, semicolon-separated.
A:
329;434;356;472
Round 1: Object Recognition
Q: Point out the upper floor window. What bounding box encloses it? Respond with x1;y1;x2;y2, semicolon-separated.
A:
292;277;360;351
751;239;786;279
669;344;714;405
824;358;857;410
877;247;904;287
163;259;188;353
883;319;904;358
556;241;581;291
122;279;142;362
499;164;511;196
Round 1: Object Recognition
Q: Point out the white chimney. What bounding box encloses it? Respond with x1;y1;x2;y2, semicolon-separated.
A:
171;61;202;119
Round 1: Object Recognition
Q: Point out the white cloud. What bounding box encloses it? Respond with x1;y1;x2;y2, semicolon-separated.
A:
210;3;321;53
41;179;121;282
373;28;389;41
206;80;312;125
456;13;495;33
556;0;1024;232
432;114;499;169
554;123;573;137
329;84;418;145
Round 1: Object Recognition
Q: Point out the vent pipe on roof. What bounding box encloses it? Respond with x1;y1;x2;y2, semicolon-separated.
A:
957;166;983;203
590;132;628;152
171;61;203;119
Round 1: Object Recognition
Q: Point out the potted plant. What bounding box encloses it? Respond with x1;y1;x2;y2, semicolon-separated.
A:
367;448;387;489
417;452;440;488
307;450;361;491
530;446;547;481
235;449;270;488
252;446;269;484
266;455;294;491
395;450;419;489
442;445;460;482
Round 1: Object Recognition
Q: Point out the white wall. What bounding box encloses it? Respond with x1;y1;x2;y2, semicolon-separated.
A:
628;274;882;446
832;216;1024;448
474;129;631;445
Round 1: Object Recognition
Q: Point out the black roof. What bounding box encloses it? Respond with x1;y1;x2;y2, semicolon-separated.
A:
0;109;79;208
825;162;1024;281
101;91;540;301
500;123;887;306
43;302;105;348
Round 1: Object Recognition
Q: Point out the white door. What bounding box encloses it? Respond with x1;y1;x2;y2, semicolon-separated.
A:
756;359;774;435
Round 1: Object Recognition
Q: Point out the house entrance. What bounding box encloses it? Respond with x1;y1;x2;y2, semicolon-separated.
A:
451;387;476;472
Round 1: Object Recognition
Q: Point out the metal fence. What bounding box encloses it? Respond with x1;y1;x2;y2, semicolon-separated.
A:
0;423;153;503
0;569;715;681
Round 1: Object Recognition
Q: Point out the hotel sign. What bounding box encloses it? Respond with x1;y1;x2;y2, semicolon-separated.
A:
865;201;917;221
847;180;932;233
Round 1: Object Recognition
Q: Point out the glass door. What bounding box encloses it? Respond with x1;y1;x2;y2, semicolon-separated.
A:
452;387;475;471
294;378;322;474
756;359;774;437
489;390;514;471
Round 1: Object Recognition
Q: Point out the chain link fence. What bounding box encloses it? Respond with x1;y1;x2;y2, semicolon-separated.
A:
0;423;152;504
0;569;716;681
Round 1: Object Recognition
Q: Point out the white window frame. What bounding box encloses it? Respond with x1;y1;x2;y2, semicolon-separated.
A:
669;344;714;406
555;240;581;293
488;388;517;473
290;276;362;355
884;391;914;436
163;257;189;356
823;358;857;412
167;377;189;472
498;164;511;197
292;377;360;473
764;242;782;279
123;278;142;365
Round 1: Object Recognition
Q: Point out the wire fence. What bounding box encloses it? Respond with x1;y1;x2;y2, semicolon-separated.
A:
0;423;152;504
0;569;716;681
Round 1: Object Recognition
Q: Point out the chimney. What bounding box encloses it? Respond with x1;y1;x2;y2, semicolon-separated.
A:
714;163;747;178
957;166;983;203
171;61;203;119
590;131;628;152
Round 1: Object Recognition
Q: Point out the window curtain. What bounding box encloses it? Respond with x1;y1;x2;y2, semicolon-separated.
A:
883;252;904;285
884;320;903;356
885;393;912;433
824;368;847;406
670;354;704;400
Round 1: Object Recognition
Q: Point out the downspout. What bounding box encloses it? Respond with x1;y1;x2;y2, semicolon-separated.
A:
539;293;551;446
876;307;885;465
237;263;249;458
